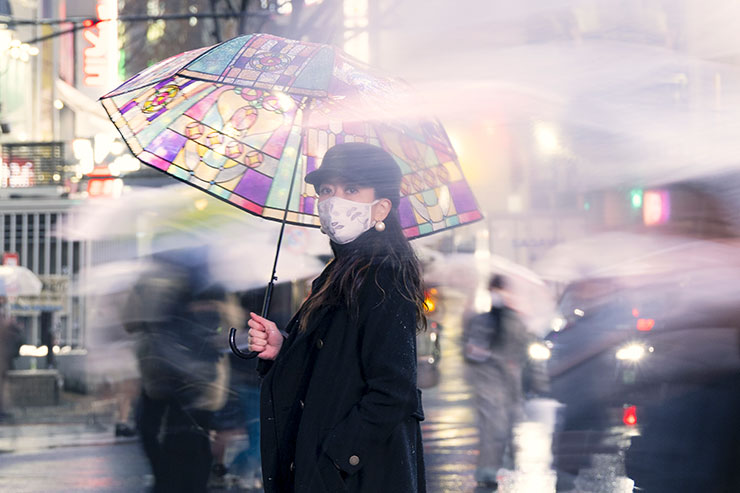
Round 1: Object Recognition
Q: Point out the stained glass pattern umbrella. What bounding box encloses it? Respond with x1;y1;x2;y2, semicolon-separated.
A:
101;33;480;237
99;33;482;357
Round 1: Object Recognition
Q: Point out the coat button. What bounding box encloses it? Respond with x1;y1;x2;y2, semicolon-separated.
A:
290;462;295;472
299;400;305;409
349;455;360;466
316;338;324;349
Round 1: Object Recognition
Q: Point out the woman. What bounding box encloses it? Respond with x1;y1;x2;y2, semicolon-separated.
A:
248;142;427;493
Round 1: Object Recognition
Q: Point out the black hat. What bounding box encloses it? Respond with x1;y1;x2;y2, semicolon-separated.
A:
489;274;508;290
305;143;402;206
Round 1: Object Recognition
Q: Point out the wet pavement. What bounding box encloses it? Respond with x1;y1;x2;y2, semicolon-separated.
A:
0;293;637;492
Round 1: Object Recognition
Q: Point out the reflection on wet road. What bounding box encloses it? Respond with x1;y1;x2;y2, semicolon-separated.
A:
421;298;482;493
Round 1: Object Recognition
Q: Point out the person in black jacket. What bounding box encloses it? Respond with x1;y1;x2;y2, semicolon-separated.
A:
248;143;428;493
124;248;229;493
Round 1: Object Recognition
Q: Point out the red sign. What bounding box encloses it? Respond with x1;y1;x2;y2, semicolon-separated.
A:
82;0;117;87
2;253;19;266
87;176;123;198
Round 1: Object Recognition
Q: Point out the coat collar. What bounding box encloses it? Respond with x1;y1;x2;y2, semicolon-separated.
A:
295;304;332;340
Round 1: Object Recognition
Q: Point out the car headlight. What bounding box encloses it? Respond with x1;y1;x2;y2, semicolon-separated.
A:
616;343;646;362
528;342;551;360
550;315;566;332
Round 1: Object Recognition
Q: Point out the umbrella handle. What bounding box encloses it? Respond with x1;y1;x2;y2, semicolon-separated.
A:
229;327;258;360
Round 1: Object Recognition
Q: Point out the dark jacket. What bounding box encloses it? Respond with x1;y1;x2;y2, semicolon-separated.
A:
258;256;426;493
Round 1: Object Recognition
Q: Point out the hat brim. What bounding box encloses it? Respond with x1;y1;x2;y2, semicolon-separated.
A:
305;167;364;187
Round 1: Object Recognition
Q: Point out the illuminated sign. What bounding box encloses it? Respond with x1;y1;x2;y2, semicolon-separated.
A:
87;177;122;197
643;190;670;226
0;159;35;188
86;166;123;198
82;0;118;87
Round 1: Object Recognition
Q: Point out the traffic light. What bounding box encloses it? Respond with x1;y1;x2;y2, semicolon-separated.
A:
82;18;101;28
630;188;643;209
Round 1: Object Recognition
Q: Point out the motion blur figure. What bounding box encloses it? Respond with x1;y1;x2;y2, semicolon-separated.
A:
464;275;532;491
123;247;230;493
85;285;140;438
0;296;22;420
209;346;263;489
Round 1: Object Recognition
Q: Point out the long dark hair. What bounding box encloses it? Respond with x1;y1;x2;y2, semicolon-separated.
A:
299;209;427;332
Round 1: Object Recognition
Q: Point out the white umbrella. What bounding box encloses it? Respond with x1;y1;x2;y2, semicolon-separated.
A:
534;232;740;282
0;265;43;297
420;249;555;335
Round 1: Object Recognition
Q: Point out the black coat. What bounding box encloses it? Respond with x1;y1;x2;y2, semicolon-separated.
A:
258;261;426;493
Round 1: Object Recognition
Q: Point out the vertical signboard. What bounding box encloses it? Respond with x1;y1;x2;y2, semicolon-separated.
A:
72;0;119;98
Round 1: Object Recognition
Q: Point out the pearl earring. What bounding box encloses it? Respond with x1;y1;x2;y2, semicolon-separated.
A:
374;220;386;232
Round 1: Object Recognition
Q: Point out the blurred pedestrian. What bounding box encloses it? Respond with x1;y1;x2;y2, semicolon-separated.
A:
85;283;141;438
40;311;56;369
209;354;263;490
124;247;230;493
209;295;264;491
0;296;22;420
248;143;428;493
464;274;531;491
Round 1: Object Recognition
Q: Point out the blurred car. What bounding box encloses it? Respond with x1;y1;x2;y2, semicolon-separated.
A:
542;239;740;492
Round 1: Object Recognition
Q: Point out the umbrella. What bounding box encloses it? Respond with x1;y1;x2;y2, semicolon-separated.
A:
0;265;43;297
99;33;481;357
534;232;740;283
421;250;555;335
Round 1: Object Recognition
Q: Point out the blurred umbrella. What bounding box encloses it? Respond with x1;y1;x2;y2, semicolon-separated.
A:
69;186;328;295
488;254;555;328
534;232;740;283
67;183;330;255
0;266;43;297
535;233;740;331
420;249;554;335
99;33;481;358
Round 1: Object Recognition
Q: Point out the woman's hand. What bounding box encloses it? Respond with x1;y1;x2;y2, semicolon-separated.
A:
247;312;284;360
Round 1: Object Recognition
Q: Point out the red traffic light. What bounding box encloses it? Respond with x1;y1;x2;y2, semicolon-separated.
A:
623;405;638;426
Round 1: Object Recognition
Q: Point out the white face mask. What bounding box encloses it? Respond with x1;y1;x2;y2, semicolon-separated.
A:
318;196;379;245
490;291;505;308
